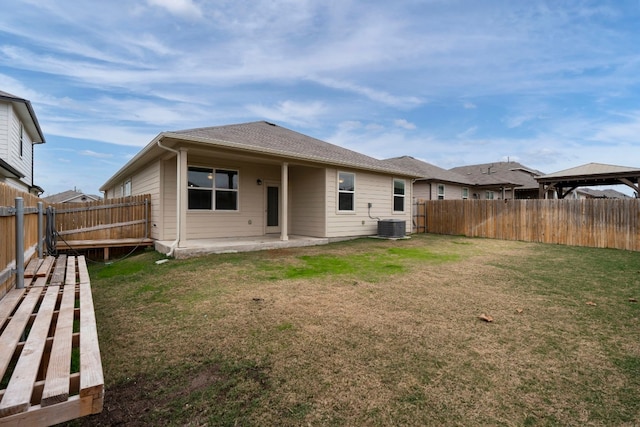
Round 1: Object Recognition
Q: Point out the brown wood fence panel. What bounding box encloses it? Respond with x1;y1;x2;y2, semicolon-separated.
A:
1;188;151;298
0;184;41;297
418;199;640;251
50;195;151;242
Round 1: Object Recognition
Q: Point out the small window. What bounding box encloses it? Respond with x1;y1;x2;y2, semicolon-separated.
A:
462;187;469;200
338;172;355;211
393;179;405;212
188;166;238;210
124;179;132;197
486;191;494;200
19;124;23;157
437;184;445;200
215;169;239;210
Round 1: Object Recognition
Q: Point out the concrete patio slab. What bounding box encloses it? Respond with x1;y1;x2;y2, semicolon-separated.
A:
155;235;330;259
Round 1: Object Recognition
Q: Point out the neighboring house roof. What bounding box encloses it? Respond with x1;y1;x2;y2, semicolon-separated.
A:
0;90;46;144
102;121;419;191
382;156;474;185
575;188;631;199
537;162;640;182
42;190;102;204
449;161;545;189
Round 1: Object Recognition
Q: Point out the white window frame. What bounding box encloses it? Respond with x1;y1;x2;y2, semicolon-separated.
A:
337;171;355;212
123;178;132;197
462;187;469;200
393;178;405;213
437;184;445;200
19;123;24;158
486;191;494;200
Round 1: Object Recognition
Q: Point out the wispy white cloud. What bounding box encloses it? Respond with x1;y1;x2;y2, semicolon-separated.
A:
246;100;327;127
79;150;113;159
394;119;416;130
456;126;478;139
146;0;202;19
309;76;424;108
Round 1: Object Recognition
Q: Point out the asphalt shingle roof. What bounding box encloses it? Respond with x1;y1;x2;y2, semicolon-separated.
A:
450;161;545;189
168;121;416;176
382;156;473;185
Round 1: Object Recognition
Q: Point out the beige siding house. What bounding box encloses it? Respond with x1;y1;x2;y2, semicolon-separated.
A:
0;90;46;194
100;121;417;256
383;156;473;201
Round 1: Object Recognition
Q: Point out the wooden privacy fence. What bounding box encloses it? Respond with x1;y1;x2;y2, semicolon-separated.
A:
50;194;150;243
416;199;640;251
1;182;152;297
0;185;43;298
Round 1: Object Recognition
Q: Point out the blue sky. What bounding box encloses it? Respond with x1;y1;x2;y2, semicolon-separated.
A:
1;0;640;196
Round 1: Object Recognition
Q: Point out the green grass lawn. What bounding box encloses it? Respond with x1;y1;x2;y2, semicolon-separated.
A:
74;234;640;426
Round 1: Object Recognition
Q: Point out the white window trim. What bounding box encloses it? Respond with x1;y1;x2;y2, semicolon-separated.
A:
462;187;469;200
123;178;132;197
19;123;24;158
486;191;494;200
393;178;405;213
337;171;356;213
437;184;445;200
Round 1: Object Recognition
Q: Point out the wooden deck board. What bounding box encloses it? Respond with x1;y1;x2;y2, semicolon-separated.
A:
49;255;67;286
36;256;56;277
0;288;25;331
24;258;42;279
0;286;58;416
79;281;104;410
56;238;153;250
41;283;75;407
0;256;104;425
65;256;76;287
0;288;43;383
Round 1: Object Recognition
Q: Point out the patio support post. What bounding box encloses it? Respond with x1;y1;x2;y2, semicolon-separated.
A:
281;162;289;241
178;148;188;248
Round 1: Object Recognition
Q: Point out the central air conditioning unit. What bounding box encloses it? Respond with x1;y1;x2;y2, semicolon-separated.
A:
377;219;406;238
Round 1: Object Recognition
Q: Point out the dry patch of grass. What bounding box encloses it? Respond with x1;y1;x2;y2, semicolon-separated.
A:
75;235;640;426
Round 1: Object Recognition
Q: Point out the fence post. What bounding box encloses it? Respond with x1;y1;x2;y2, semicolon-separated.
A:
37;201;44;258
15;197;24;289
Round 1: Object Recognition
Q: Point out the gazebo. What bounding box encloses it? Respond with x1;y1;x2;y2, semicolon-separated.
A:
536;163;640;199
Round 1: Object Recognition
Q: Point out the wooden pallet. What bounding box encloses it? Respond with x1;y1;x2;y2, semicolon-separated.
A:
0;255;104;426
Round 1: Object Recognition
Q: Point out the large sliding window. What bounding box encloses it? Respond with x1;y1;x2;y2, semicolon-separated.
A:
188;166;238;210
393;179;405;212
338;171;355;212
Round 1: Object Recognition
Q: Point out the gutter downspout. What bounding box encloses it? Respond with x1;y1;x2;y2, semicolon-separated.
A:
157;139;181;257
